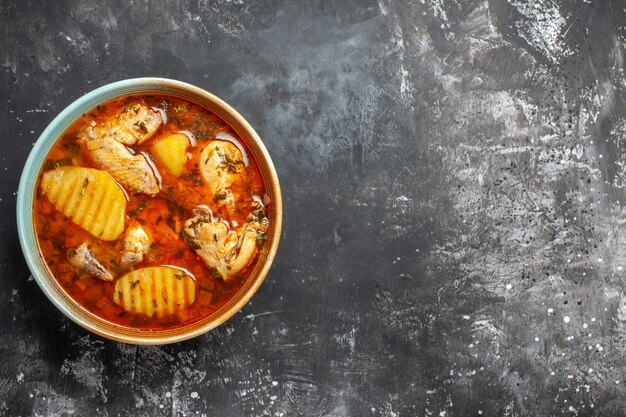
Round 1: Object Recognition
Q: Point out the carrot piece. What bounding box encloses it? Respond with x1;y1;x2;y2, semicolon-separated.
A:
83;284;102;302
196;290;212;306
175;308;194;324
96;296;108;308
99;300;119;318
41;201;52;214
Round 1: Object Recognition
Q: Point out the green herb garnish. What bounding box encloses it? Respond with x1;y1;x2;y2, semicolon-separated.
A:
54;158;73;168
165;215;177;232
127;200;148;218
43;159;54;171
135;121;148;134
183;232;201;250
247;209;266;223
255;231;266;248
44;158;73;171
216;150;244;173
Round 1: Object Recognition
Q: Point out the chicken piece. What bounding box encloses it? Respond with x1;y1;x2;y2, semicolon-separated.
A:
113;267;196;317
121;225;151;266
40;166;126;241
86;102;162;146
200;140;245;200
81;132;160;195
183;206;266;279
67;243;113;282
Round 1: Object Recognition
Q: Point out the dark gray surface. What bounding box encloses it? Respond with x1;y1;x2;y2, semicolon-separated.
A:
2;0;626;415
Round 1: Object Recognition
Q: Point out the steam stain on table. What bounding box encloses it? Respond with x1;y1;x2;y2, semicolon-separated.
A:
1;0;626;415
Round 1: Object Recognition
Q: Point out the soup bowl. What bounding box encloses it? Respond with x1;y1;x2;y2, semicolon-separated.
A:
17;78;282;344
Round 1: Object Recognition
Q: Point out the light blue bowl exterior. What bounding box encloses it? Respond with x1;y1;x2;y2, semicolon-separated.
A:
16;78;281;344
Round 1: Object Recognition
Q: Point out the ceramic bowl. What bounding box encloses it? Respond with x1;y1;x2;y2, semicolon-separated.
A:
16;78;282;344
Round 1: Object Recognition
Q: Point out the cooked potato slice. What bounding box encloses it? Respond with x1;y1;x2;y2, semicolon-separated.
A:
40;167;126;241
150;133;190;176
113;267;196;317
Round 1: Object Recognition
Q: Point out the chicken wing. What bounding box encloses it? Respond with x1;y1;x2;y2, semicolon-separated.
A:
182;206;266;279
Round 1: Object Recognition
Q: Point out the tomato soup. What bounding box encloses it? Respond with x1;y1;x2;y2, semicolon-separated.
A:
34;95;269;329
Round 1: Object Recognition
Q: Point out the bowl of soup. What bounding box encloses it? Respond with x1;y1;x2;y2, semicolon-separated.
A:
17;78;282;344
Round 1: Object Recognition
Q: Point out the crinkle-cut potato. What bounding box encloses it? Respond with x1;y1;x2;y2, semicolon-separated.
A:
40;167;126;241
113;267;196;317
150;133;190;176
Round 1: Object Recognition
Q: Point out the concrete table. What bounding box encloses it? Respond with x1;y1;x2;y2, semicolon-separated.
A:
1;1;624;415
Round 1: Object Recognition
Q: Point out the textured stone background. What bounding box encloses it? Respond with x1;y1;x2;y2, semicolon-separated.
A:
2;0;626;416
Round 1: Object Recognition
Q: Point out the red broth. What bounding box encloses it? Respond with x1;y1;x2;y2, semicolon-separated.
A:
33;95;267;329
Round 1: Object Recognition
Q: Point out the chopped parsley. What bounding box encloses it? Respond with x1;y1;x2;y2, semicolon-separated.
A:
127;200;148;217
183;232;201;250
214;191;228;201
216;149;244;173
247;209;266;223
135;120;148;134
180;168;202;185
43;158;73;171
109;259;121;274
255;231;266;248
185;217;208;230
165;215;177;233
